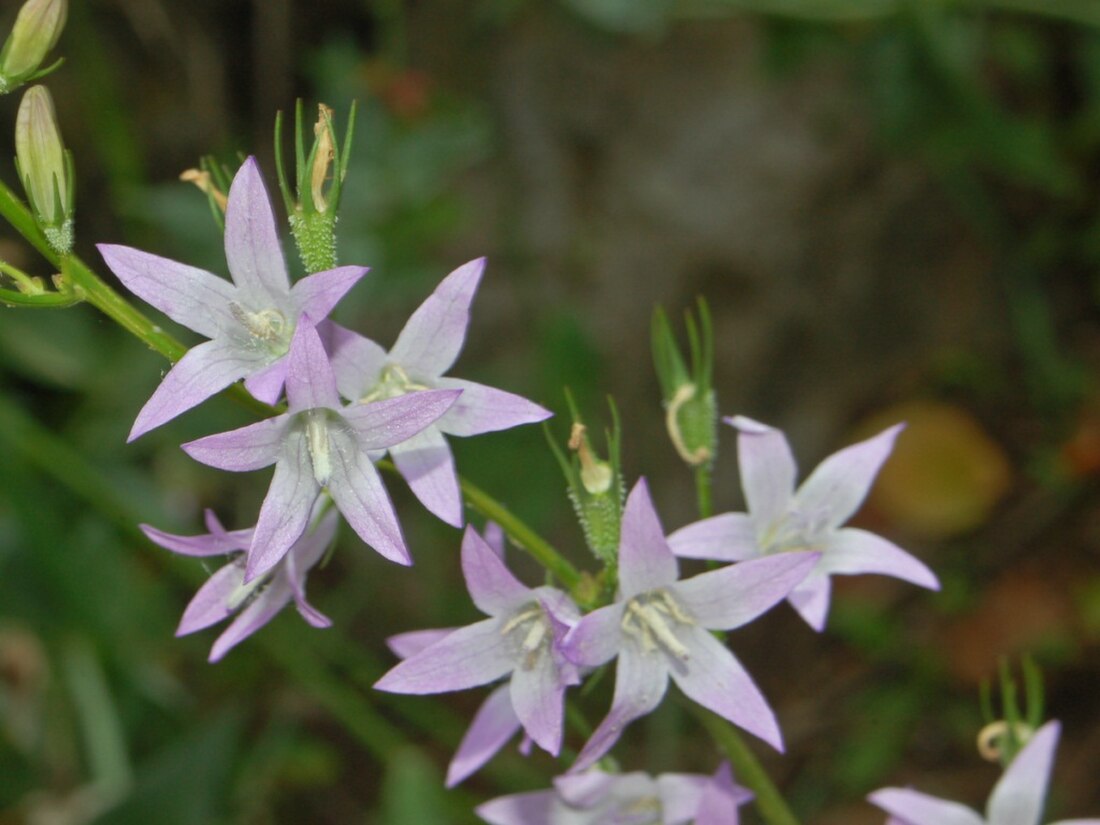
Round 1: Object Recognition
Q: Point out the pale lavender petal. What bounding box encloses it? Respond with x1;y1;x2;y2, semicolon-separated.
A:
284;317;340;412
223;157;290;302
572;646;669;772
245;432;319;580
447;685;522;788
209;578;293;662
98;243;237;339
554;771;618;807
435;377;552;437
462;526;531;617
182;414;289;471
374;617;515;694
326;445;409;565
392;427;463;527
562;603;626;668
618;478;679;598
672;552;819;631
290;265;368;322
691;763;752;825
787;573;831;632
794;424;904;530
868;788;984;825
176;563;241;635
671;626;783;751
821;528;939;589
390;258;485;377
510;645;565;756
655;774;708;824
667;513;761;562
476;791;556;825
282;510;338;629
203;509;251;543
342;389;462;450
141;523;247;557
244;357;288;405
387;628;459;660
987;720;1060;825
483;521;505;558
129;339;261;441
321;321;388;400
727;416;797;530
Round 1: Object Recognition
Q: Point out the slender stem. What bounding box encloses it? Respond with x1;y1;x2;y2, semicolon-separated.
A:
689;705;801;825
695;463;713;519
458;475;582;591
0;285;81;307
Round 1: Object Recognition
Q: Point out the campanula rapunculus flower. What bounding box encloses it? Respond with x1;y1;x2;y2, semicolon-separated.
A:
182;316;460;581
99;156;368;440
476;762;751;825
562;479;819;772
142;506;336;662
668;416;939;631
325;258;552;527
869;721;1100;825
375;524;581;778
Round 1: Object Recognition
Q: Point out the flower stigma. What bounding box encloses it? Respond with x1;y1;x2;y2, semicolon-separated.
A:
361;363;431;403
621;590;693;660
230;302;291;353
501;603;552;670
306;409;333;486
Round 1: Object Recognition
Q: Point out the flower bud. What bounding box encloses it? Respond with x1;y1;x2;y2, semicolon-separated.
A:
15;84;73;253
0;0;66;93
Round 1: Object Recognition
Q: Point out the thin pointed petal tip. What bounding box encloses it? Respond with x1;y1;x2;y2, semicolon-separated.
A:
724;415;774;434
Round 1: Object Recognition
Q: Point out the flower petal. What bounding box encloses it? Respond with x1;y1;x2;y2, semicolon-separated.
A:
787;573;832;632
141;522;249;557
243;357;288;405
321;321;388;400
290;265;368;323
181;414;289;472
794;423;904;530
209;578;293;662
667;513;761;562
867;788;984;825
176;562;242;636
245;431;319;580
510;645;566;756
672;551;819;631
655;774;709;825
390;258;484;377
821;528;939;589
447;684;522;788
618;478;679;598
374;617;515;694
670;626;783;752
392;427;463;527
727;416;797;531
342;389;462;450
223;157;290;303
281;509;338;629
388;627;459;659
129;339;260;441
285;316;341;412
987;720;1060;825
98;243;237;339
690;763;752;825
326;445;409;565
461;526;531;617
435;377;552;437
562;602;626;668
571;645;669;773
475;790;556;825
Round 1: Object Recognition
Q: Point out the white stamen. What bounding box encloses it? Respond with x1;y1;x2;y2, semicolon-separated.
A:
621;590;693;660
230;302;288;344
306;410;332;485
361;364;432;403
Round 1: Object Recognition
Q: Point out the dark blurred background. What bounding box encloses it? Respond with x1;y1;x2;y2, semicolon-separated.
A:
1;1;1099;822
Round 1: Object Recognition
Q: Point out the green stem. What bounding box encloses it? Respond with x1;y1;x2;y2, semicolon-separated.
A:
689;705;801;825
695;463;713;519
0;285;81;307
458;475;582;591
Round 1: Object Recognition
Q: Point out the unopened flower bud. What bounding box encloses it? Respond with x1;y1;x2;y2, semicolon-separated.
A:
15;84;73;253
0;0;66;93
309;103;335;213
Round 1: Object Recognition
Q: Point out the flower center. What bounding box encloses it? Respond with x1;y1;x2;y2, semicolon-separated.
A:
500;603;552;670
619;795;662;823
621;590;694;660
305;409;334;486
360;364;431;403
226;560;268;611
761;506;831;554
230;302;291;355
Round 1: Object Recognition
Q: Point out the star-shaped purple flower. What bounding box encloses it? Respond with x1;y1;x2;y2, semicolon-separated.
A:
476;762;751;825
142;506;337;662
869;721;1100;825
668;416;939;631
99;156;368;440
182;316;461;581
562;479;819;773
374;524;581;779
324;258;552;527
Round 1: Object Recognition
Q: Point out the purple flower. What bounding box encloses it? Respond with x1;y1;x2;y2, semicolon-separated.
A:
668;416;939;632
374;524;581;779
99;156;367;440
325;258;552;527
562;479;819;772
869;721;1100;825
476;762;751;825
142;506;337;662
182;316;461;581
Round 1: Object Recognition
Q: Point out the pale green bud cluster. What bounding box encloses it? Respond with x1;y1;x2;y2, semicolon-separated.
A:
0;0;66;94
15;84;73;254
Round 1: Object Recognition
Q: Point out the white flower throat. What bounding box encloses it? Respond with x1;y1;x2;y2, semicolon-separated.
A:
501;603;552;670
361;364;431;403
761;505;831;554
230;302;291;354
621;589;693;660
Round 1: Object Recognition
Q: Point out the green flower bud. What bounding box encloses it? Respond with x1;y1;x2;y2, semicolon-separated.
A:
15;84;73;253
0;0;66;93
